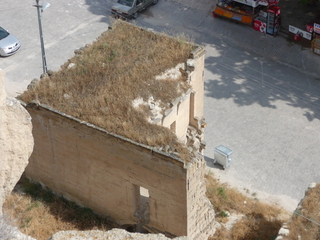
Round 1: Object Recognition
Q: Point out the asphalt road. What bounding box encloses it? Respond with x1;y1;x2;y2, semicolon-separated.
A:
2;0;320;211
1;0;112;96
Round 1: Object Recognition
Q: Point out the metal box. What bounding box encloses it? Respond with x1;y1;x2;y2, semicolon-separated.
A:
214;145;233;169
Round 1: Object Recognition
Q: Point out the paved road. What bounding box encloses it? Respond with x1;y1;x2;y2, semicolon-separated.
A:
1;0;112;96
2;0;320;211
138;0;320;210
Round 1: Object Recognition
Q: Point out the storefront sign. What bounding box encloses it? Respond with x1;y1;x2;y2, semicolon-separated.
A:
289;25;312;40
232;14;243;21
306;24;313;33
232;0;279;7
253;19;267;33
223;12;233;18
314;23;320;34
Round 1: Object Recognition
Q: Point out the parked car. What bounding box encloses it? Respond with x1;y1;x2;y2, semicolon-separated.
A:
111;0;158;19
0;27;20;57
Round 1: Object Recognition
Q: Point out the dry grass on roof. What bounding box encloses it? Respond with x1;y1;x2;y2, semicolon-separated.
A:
19;20;195;161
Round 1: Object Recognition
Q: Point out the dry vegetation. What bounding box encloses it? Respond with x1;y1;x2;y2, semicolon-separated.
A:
3;174;292;240
205;174;289;240
3;177;117;240
284;184;320;240
18;20;195;161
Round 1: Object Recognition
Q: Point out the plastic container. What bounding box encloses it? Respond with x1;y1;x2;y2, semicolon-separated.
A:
214;145;233;169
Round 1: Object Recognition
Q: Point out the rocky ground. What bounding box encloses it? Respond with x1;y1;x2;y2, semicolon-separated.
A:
48;229;191;240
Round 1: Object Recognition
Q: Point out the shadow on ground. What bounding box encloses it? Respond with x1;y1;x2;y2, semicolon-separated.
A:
83;0;320;122
278;0;320;31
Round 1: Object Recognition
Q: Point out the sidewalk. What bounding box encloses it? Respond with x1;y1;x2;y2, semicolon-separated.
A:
142;0;320;78
199;9;320;79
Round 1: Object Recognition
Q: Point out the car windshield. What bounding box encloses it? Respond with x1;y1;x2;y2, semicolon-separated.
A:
117;0;135;7
0;27;9;41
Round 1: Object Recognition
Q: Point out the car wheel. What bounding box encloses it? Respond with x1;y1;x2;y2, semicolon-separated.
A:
153;0;158;5
133;12;139;19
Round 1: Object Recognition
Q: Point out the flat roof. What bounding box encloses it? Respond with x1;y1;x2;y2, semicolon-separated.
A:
19;20;196;161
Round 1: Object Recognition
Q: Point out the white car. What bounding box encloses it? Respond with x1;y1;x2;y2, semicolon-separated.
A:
0;26;20;57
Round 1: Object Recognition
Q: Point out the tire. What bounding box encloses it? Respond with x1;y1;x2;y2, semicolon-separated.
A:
153;0;158;5
132;11;139;19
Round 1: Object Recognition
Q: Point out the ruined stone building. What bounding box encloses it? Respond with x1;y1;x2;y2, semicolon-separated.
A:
19;21;215;239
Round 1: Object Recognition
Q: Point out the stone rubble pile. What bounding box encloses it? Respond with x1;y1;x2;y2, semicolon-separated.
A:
49;229;191;240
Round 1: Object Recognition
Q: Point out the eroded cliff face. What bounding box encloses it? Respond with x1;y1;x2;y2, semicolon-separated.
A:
0;69;34;213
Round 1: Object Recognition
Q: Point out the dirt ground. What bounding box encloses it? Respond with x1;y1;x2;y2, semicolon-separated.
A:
278;0;320;32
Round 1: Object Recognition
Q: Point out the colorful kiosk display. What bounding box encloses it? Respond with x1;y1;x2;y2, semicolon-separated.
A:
306;15;320;54
213;0;280;36
266;6;281;35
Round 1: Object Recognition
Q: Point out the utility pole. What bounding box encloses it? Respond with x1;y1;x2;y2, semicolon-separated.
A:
33;0;50;74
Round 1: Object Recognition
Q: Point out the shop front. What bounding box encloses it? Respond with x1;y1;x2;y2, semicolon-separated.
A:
213;0;281;36
306;15;320;54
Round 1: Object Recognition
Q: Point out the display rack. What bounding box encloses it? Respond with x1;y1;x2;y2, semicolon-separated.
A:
213;0;267;25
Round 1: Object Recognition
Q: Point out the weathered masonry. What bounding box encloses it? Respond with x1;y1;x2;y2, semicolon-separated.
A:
25;103;214;239
21;22;215;239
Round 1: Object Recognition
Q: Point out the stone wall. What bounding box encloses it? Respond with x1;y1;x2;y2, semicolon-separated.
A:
24;104;215;238
187;156;215;239
159;47;206;159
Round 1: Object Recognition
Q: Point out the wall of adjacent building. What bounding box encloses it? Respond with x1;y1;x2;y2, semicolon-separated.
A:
162;92;191;141
161;47;206;143
188;47;205;125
